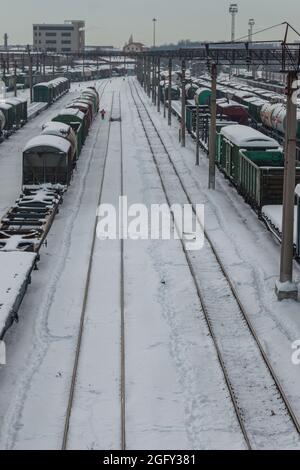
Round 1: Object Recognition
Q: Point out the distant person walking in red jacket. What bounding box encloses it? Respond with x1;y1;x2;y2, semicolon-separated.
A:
100;109;106;120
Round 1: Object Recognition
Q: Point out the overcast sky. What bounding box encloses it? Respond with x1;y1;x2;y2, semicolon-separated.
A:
1;0;300;47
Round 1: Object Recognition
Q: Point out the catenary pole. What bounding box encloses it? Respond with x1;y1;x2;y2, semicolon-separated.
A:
168;58;172;126
181;59;186;147
208;62;217;189
276;71;299;300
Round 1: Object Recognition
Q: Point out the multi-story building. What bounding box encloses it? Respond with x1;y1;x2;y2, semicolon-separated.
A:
33;20;85;53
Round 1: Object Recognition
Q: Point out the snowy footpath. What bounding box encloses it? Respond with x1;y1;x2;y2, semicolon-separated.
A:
0;78;300;450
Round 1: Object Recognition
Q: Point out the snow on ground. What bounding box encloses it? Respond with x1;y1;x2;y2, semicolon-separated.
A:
0;252;36;337
135;80;300;427
262;205;298;244
66;82;245;450
0;79;112;449
1;77;300;450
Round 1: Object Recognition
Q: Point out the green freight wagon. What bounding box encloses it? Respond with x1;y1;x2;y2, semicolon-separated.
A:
23;135;73;186
219;125;279;185
52;108;85;152
242;97;265;123
66;102;92;133
215;121;238;164
33;82;53;104
4;98;24;128
33;77;69;104
239;150;300;211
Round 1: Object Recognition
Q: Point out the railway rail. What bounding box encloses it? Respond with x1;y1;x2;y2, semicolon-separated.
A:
61;90;127;450
129;77;300;449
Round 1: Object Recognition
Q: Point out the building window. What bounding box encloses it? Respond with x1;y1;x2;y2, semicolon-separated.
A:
46;40;57;44
38;25;74;31
61;32;71;37
62;40;71;44
46;32;57;36
62;47;71;52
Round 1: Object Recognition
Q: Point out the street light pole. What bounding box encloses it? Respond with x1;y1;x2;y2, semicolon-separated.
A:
153;18;157;48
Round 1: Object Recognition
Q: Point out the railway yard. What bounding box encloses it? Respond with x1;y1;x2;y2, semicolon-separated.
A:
0;68;300;451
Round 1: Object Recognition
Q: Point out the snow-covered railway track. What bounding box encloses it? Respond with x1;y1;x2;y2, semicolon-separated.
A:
61;90;127;450
129;78;300;449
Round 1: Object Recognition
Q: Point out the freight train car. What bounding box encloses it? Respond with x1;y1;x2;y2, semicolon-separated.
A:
33;77;70;104
41;122;78;160
23;135;74;186
194;88;211;106
52;109;85;150
218;125;279;185
239;150;300;210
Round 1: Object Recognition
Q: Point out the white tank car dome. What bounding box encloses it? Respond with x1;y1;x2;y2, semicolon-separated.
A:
220;124;279;148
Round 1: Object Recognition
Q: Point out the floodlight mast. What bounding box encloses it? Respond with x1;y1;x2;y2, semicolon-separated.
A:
229;3;238;42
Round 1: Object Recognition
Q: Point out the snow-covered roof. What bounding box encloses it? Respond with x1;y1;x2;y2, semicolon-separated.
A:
42;121;71;134
68;101;89;109
57;108;85;120
220;125;279;148
4;98;23;106
33;82;52;89
217;100;248;110
33;77;69;89
0;102;13;110
23;135;71;154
